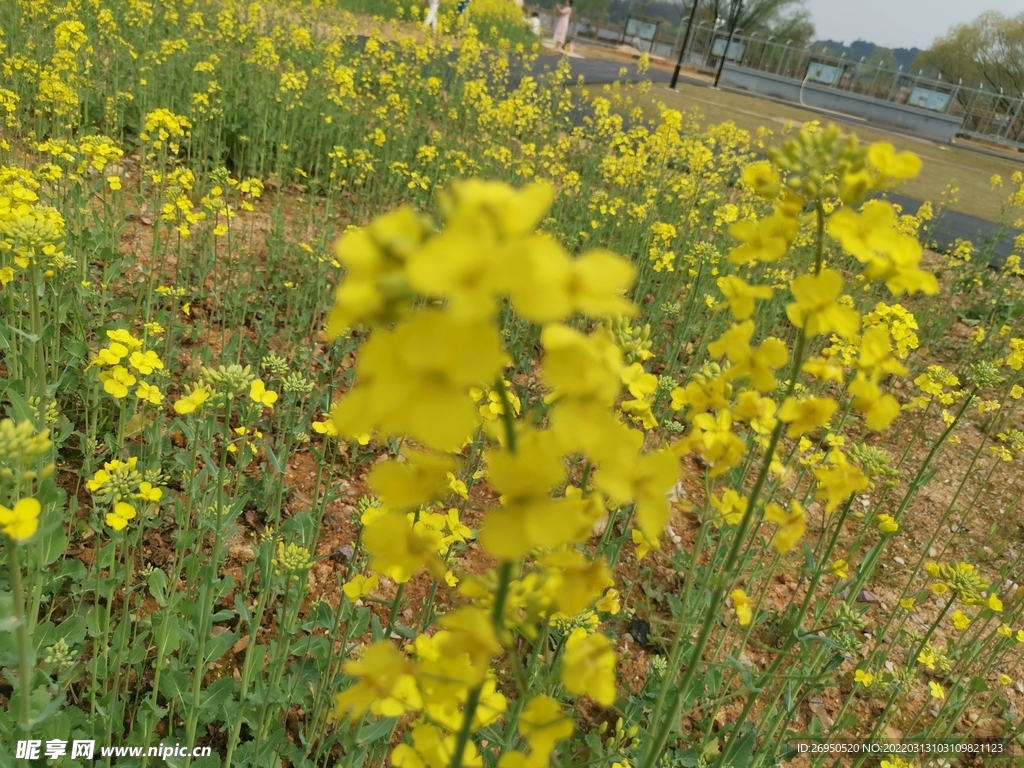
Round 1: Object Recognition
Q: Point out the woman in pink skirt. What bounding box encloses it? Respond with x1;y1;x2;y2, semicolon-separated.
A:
552;0;573;52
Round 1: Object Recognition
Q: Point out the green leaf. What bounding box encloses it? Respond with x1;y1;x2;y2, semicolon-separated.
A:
356;716;397;746
148;568;169;607
205;629;239;666
0;594;22;633
159;668;191;707
200;676;236;714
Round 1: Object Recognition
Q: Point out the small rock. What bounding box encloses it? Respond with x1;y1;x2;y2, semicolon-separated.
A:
666;481;688;502
330;544;354;563
894;556;905;566
1014;681;1024;694
232;635;250;654
929;546;938;557
857;590;881;604
809;698;834;729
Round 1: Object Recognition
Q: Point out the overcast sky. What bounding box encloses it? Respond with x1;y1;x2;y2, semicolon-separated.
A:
803;0;1022;50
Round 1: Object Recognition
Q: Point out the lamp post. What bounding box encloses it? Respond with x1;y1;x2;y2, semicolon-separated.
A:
669;0;700;90
712;0;743;88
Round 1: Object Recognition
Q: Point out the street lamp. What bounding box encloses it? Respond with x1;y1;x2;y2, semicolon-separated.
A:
669;0;700;90
713;0;743;88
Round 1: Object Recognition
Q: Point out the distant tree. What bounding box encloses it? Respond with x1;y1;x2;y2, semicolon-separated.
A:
919;11;1024;95
574;0;611;19
693;0;812;41
866;46;896;70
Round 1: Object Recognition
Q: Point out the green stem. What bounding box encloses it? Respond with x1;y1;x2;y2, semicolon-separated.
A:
7;543;34;745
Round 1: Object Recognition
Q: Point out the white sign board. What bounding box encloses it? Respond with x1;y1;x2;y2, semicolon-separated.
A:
806;62;840;85
711;38;746;61
908;87;952;112
625;18;658;42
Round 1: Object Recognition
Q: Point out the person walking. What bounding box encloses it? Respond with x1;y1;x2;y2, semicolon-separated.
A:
552;0;573;52
423;0;440;32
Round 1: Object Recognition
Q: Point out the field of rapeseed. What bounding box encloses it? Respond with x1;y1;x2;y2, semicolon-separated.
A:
2;1;1024;766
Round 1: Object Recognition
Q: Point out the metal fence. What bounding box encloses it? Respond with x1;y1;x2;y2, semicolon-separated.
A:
523;8;1024;150
706;33;1024;149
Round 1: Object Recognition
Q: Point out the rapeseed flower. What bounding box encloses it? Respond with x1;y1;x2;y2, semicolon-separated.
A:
0;497;41;541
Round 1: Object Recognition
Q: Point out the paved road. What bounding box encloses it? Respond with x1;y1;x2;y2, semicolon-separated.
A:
381;36;1021;266
889;194;1019;267
534;53;671;85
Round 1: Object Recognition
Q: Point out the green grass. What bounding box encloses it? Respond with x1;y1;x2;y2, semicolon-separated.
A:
634;80;1024;223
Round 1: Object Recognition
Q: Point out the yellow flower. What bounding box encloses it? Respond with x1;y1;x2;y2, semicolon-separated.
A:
900;598;916;611
173;387;211;415
763;501;805;553
831;559;849;579
330;641;418;720
985;593;1003;612
854;669;874;687
363;511;445;583
136;381;163;405
446;471;468;499
312;419;339;437
951;609;971;630
596;588;621;615
875;514;898;533
729;588;753;626
129;349;163;375
249;379;278;408
716;275;773;321
369;450;455;511
0;497;41;542
999;673;1012;685
632;528;656;561
331;308;508;451
0;267;14;286
342;574;379;601
561;629;617;706
105;501;136;531
135;482;162;502
99;365;137;398
786;269;860;338
847;374;901;431
778;396;837;437
444;507;472;543
708;321;788;393
727;213;797;265
928;681;945;700
518;695;574;756
867;142;922;182
814;451;869;512
741;161;781;198
711;488;748;528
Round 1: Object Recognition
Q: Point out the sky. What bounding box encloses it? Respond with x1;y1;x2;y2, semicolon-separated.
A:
803;0;1022;50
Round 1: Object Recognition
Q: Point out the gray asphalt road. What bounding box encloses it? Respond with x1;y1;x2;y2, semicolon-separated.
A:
374;36;1021;266
535;52;671;85
888;193;1019;267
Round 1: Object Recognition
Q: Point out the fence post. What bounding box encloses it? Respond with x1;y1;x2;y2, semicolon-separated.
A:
887;66;902;102
1002;95;1024;141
